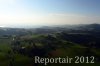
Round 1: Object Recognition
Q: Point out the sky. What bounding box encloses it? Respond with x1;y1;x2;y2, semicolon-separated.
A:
0;0;100;27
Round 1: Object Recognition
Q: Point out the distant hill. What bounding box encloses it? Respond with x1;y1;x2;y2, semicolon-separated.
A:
72;24;100;31
0;23;100;35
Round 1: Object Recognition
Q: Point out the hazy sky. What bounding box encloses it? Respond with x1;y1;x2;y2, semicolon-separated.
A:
0;0;100;27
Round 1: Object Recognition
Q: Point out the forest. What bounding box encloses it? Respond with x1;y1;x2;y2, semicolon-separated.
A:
0;24;100;66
